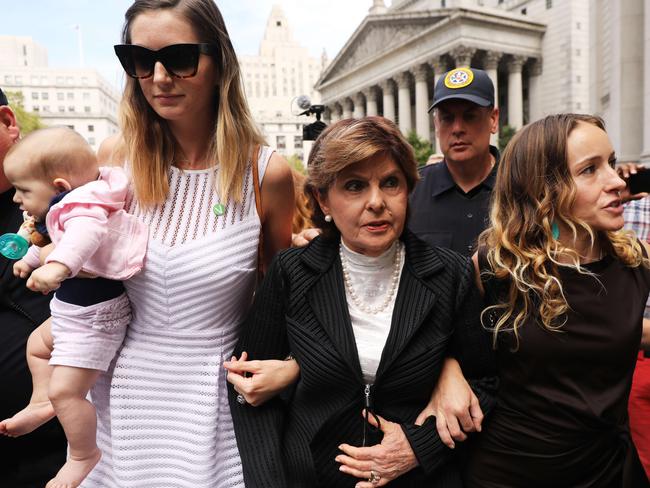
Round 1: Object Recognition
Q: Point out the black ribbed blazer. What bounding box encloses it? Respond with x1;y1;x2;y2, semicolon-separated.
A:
228;232;496;488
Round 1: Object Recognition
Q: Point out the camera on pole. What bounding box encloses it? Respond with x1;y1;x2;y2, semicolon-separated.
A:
295;95;327;141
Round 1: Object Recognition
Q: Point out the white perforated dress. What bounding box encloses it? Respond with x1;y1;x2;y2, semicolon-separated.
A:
82;147;273;488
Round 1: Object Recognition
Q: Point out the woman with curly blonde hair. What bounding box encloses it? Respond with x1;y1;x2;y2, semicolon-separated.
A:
417;113;650;487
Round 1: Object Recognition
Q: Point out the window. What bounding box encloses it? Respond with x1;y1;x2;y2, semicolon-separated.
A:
15;76;22;84
41;92;48;100
276;135;286;150
88;124;95;132
576;21;581;29
32;92;39;100
276;20;282;26
294;135;303;148
81;77;88;85
56;76;64;84
67;92;74;100
67;125;75;130
546;0;552;8
33;106;39;112
4;75;11;83
88;137;95;145
576;75;581;83
68;106;76;112
84;106;91;113
521;8;527;14
42;105;50;112
57;92;64;101
65;77;73;84
58;106;65;113
83;92;90;101
441;0;446;6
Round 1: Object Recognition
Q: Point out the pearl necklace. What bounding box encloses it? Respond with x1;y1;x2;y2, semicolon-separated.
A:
339;241;402;315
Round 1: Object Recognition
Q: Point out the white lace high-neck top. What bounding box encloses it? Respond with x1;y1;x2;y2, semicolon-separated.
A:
340;240;405;384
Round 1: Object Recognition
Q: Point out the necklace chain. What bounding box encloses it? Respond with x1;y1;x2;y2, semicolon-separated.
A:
340;242;402;315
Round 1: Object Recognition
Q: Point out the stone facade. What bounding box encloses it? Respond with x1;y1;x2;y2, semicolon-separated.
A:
317;0;650;163
0;37;119;151
317;0;545;152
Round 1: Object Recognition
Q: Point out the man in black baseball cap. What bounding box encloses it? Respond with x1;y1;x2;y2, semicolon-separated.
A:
0;87;68;486
409;67;500;257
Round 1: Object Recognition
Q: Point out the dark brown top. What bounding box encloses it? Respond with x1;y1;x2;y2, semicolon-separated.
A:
466;251;650;487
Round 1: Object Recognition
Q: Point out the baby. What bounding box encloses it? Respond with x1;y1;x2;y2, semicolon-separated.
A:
0;127;147;488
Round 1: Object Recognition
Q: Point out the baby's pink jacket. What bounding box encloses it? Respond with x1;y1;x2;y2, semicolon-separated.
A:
24;166;147;280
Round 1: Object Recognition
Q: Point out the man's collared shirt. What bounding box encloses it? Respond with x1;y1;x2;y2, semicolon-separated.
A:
408;145;500;257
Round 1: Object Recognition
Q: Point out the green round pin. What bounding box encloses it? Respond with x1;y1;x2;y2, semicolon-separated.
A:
213;203;225;216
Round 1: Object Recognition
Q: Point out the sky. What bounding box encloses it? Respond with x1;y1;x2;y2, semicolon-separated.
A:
2;0;372;90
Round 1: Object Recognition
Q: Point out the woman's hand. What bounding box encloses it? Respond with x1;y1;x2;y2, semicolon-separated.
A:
291;228;321;247
414;358;483;449
224;351;300;406
336;411;418;487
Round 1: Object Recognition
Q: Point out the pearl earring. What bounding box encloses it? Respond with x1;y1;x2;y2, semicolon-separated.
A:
324;214;332;223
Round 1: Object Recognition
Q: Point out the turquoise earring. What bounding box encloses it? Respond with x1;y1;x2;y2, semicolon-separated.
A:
551;221;560;240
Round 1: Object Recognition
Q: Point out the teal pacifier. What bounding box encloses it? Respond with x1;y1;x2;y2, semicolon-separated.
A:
0;233;29;260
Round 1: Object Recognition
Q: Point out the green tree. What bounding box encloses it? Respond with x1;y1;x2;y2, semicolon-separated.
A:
286;154;305;174
5;91;44;134
406;130;433;167
499;124;516;152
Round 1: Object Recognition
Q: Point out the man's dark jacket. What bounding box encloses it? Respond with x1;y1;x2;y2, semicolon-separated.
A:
0;190;66;487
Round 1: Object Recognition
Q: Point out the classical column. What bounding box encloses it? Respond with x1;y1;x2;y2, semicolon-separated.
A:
430;57;447;152
353;93;366;118
412;64;431;140
507;55;526;130
642;3;650;164
431;57;447;89
450;45;476;68
528;59;543;124
483;51;502;106
330;102;342;123
323;106;332;124
364;87;379;117
342;97;354;119
395;72;412;134
380;79;396;122
484;51;502;145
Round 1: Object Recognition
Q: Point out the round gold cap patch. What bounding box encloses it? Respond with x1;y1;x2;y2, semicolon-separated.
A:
444;68;474;89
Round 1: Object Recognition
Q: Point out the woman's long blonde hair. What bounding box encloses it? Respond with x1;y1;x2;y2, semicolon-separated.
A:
119;0;264;207
480;113;647;346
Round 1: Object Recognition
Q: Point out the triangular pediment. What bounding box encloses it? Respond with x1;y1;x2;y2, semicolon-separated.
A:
317;12;445;86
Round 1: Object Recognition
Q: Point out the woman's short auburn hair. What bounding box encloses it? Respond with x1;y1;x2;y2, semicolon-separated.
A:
305;116;419;238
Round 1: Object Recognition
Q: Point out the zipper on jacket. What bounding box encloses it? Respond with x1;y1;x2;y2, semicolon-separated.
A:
362;383;379;447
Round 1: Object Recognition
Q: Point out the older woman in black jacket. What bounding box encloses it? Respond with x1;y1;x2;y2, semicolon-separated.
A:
227;117;496;487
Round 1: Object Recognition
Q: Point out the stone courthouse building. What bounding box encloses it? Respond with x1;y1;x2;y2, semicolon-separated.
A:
316;0;650;164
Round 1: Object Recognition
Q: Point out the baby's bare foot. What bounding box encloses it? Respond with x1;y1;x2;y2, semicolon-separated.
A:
0;400;55;437
46;448;101;488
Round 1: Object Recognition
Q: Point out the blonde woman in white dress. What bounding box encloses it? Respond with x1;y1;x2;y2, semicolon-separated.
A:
83;1;298;486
